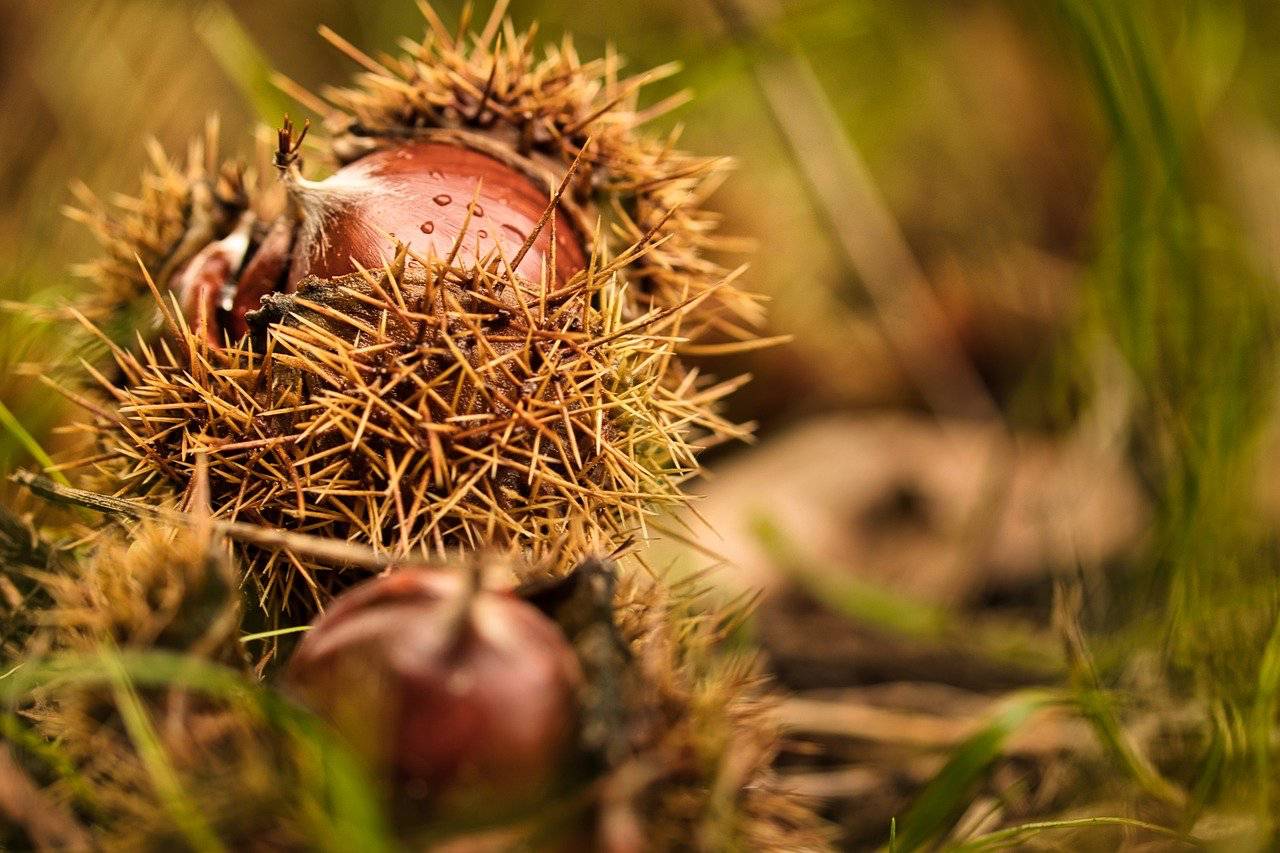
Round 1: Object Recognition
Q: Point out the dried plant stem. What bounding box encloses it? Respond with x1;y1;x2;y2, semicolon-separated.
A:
11;469;411;573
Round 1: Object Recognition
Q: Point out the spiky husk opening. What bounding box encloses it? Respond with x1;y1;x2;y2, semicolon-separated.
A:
65;119;275;332
81;248;743;614
285;3;758;341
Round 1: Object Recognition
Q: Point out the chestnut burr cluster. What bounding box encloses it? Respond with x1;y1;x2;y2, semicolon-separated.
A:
26;3;833;849
77;91;744;612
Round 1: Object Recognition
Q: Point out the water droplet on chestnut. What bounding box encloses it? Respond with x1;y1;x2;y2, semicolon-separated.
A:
433;194;452;206
420;220;435;234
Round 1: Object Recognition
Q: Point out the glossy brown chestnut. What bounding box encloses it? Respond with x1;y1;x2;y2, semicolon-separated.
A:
286;142;587;290
227;217;293;340
170;216;253;345
283;570;584;821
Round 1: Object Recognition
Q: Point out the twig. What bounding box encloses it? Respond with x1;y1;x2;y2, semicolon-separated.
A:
10;469;415;573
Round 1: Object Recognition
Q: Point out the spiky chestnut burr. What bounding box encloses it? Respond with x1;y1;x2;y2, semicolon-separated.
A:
82;242;739;614
283;569;583;822
65;8;757;614
76;60;752;610
305;4;757;338
71;3;755;357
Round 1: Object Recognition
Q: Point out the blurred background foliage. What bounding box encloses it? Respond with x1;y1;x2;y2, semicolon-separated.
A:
5;0;1280;848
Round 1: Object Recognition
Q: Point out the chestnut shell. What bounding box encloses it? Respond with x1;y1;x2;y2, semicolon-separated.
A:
288;142;588;289
283;570;584;820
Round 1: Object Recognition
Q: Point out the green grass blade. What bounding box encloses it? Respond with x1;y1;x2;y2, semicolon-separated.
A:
196;0;294;125
100;648;227;853
1251;608;1280;819
0;398;68;487
750;511;947;638
1073;686;1186;808
949;816;1197;851
891;691;1058;852
240;625;312;644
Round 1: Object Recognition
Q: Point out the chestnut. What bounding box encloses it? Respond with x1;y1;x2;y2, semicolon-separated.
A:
226;217;294;340
282;141;588;290
168;130;588;349
283;570;585;824
170;214;253;345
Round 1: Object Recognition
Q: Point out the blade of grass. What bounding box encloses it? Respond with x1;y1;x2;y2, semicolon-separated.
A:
749;511;947;638
1055;585;1188;809
196;0;294;125
240;625;311;644
705;0;998;423
950;816;1198;851
1072;687;1186;808
100;648;227;853
750;510;1062;673
0;398;68;487
1250;607;1280;821
890;690;1059;852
